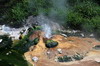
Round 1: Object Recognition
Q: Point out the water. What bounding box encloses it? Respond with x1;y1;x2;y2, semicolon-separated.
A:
0;25;28;40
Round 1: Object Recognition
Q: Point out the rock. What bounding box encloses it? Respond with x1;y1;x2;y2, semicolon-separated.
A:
0;39;2;43
55;57;58;62
6;53;9;55
66;30;72;33
47;51;50;55
32;56;39;62
90;34;94;37
80;33;84;37
72;30;78;33
60;33;67;37
95;58;100;63
57;49;62;54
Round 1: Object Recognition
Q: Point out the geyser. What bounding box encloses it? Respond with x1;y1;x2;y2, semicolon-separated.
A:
42;24;52;38
26;15;62;39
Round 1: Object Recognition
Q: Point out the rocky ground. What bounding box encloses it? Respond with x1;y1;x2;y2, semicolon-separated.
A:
24;31;100;66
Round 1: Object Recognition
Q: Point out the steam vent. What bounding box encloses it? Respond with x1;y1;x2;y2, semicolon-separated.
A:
24;30;100;66
0;0;100;66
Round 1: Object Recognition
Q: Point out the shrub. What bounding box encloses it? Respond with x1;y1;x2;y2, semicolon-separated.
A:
26;0;52;16
0;35;13;51
58;57;63;62
73;1;99;18
45;40;58;48
13;34;39;53
0;50;29;66
33;38;39;45
11;3;28;21
63;55;72;62
13;35;30;53
66;11;83;29
58;55;72;62
73;54;83;60
66;1;100;37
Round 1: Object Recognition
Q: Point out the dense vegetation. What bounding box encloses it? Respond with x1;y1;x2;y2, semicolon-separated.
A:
0;27;40;66
0;35;30;66
0;0;100;37
0;0;100;65
67;0;100;37
58;54;83;62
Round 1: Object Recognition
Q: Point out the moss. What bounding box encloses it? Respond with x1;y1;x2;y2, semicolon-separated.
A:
33;38;39;45
58;55;72;62
45;40;58;48
73;54;83;60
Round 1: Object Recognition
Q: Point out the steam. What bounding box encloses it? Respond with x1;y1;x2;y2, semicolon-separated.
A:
27;0;68;38
36;15;61;38
49;0;68;21
42;24;52;38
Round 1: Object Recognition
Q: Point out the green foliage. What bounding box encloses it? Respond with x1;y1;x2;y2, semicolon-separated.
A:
35;26;42;30
11;3;28;21
73;1;99;18
0;50;29;66
58;57;63;62
66;1;100;36
45;40;58;48
63;55;72;62
73;54;83;60
13;35;30;53
26;0;52;16
27;26;42;36
13;35;39;53
0;35;13;51
0;35;30;66
57;54;83;62
33;38;39;45
58;55;72;62
67;11;83;29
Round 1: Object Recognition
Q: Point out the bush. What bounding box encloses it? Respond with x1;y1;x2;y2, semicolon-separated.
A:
0;50;29;66
73;1;99;18
27;0;52;15
73;54;83;60
7;2;29;28
45;40;58;48
66;1;100;37
58;57;63;62
13;35;30;53
0;35;13;51
33;38;39;45
67;11;83;29
63;55;72;62
58;55;72;62
13;34;39;53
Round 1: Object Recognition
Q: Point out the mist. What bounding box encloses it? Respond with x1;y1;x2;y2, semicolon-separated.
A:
27;0;68;38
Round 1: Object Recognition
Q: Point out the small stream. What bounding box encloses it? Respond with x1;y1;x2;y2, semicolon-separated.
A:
0;25;28;40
